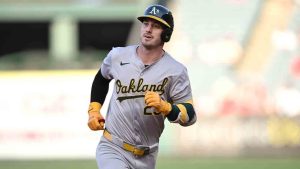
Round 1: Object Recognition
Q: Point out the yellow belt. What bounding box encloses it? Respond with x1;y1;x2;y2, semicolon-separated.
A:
103;129;150;156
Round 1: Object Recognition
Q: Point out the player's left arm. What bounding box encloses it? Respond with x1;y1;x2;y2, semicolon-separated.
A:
165;100;197;126
145;92;196;126
144;67;197;126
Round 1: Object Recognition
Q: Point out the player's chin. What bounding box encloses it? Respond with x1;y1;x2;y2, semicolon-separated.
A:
141;37;151;43
142;39;161;49
141;41;154;48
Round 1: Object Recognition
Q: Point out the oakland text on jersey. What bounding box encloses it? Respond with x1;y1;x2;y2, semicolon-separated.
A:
116;78;168;102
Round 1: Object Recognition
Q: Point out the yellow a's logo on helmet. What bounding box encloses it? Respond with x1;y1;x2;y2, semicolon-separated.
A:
149;7;159;15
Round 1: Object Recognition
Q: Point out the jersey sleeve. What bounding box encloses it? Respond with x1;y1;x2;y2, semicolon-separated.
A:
100;49;114;80
90;49;114;104
167;67;197;126
169;67;193;103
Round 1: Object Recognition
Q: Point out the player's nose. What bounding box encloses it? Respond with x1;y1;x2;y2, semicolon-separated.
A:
144;24;153;32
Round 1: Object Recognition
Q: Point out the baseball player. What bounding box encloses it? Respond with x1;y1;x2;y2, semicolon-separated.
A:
88;4;197;169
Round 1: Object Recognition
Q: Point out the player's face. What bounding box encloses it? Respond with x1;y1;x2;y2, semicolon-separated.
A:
140;18;164;49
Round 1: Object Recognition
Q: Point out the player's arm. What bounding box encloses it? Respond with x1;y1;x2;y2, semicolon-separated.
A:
144;92;196;126
164;100;197;126
88;69;111;131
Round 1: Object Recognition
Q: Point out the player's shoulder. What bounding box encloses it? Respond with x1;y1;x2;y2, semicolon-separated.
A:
109;45;137;56
164;52;187;72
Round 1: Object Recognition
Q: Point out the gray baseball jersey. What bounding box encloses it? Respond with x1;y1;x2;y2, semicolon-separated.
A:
97;45;193;169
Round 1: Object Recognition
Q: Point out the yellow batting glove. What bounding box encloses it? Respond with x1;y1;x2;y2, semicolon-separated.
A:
88;102;105;131
144;91;172;116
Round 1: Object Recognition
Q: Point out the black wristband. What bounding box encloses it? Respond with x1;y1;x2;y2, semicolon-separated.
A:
166;104;180;121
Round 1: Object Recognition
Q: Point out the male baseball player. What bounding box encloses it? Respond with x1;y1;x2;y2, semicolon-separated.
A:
88;4;197;169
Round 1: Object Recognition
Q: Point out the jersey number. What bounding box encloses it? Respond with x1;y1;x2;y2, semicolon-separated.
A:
144;106;160;116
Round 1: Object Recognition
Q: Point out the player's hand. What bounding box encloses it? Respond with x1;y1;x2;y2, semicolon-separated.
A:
88;102;105;131
144;91;172;116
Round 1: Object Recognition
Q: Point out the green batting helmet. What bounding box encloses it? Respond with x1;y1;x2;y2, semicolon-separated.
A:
137;4;174;42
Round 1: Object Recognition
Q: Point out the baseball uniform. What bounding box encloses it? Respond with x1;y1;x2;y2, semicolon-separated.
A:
95;45;196;169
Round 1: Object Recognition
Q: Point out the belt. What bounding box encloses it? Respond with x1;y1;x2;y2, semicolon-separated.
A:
103;129;157;156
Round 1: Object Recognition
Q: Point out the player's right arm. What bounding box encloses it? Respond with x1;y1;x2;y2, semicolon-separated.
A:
88;49;113;131
88;69;111;130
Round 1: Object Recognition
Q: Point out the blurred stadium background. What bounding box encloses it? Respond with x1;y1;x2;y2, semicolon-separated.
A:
1;0;300;168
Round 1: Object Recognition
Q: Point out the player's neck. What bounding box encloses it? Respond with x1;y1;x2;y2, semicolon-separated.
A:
137;45;165;65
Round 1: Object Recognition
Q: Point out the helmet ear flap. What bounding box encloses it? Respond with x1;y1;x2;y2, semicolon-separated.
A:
161;27;173;42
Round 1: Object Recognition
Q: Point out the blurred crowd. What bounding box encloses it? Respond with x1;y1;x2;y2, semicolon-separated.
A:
164;0;300;119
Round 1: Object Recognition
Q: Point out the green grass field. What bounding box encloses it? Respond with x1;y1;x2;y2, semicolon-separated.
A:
1;157;300;169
